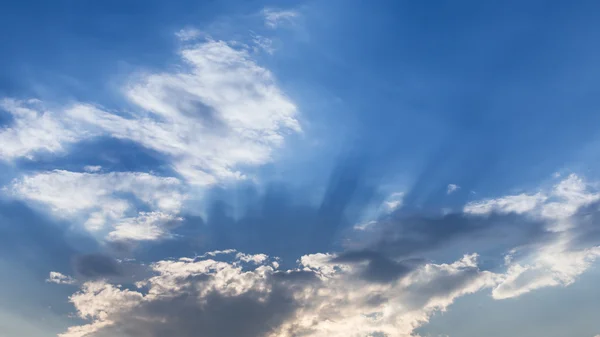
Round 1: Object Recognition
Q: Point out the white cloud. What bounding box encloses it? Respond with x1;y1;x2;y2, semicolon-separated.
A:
0;99;85;160
57;252;498;337
2;37;299;187
9;170;186;239
175;28;202;41
47;271;76;285
235;252;269;264
64;39;300;185
108;212;183;241
252;34;275;54
383;192;404;212
447;183;460;194
464;174;599;219
492;229;600;300
463;192;546;215
464;174;600;299
83;165;102;173
353;220;377;231
262;8;299;28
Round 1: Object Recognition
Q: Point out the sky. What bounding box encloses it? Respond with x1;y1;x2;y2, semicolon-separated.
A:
1;1;600;336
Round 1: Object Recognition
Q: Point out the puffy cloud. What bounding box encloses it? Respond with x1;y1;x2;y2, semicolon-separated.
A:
0;99;85;160
47;271;76;285
1;37;299;186
57;252;498;337
64;39;300;185
9;170;186;239
108;212;183;242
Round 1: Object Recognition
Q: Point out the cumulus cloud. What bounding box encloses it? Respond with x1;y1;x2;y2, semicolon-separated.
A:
108;212;183;242
57;251;497;337
9;170;186;240
0;99;86;160
1;32;300;249
1;37;299;186
65;39;299;185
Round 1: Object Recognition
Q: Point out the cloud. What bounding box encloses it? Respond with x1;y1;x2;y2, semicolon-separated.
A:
463;174;600;298
262;8;299;28
1;37;300;186
72;254;123;280
384;192;404;212
57;251;497;337
464;174;599;221
83;166;102;173
175;28;202;41
446;184;460;194
47;271;76;285
9;170;186;240
0;99;86;160
108;212;183;242
463;192;546;215
343;174;600;301
252;34;275;54
65;39;299;185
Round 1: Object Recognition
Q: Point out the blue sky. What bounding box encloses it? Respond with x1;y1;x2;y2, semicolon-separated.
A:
1;1;600;336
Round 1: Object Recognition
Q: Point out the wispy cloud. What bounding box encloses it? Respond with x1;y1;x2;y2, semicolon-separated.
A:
447;183;460;194
262;8;299;28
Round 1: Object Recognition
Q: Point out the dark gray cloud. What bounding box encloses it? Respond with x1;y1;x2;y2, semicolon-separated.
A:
332;250;423;283
348;211;552;267
73;253;123;279
98;289;297;337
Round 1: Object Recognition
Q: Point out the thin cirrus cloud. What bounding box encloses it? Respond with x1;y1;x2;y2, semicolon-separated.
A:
261;8;299;28
446;183;460;194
